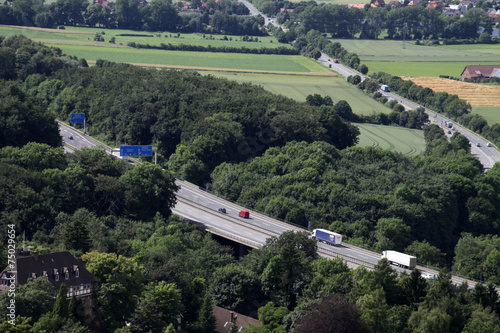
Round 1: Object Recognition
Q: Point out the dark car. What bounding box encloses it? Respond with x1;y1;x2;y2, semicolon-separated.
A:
218;208;226;214
68;135;73;140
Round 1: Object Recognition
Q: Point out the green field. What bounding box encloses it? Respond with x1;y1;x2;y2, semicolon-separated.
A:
0;25;289;49
356;123;426;155
330;39;500;77
48;43;330;72
365;61;500;77
472;106;500;125
206;71;392;115
330;39;500;62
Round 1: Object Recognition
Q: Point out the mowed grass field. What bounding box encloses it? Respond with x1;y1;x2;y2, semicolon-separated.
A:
356;123;426;156
330;39;500;77
53;44;328;72
472;107;500;125
206;71;392;115
366;61;500;77
0;25;290;49
330;39;500;62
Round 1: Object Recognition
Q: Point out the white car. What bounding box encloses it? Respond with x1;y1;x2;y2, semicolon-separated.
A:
421;272;436;279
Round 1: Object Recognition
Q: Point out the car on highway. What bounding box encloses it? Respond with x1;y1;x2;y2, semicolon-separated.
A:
421;272;436;279
218;208;226;214
239;210;250;218
476;143;481;147
487;143;493;147
68;135;73;140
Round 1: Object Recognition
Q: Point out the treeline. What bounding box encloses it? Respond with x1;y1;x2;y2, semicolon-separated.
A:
255;0;496;42
0;0;267;36
128;41;299;55
371;72;500;147
0;35;85;81
33;63;358;185
297;29;367;73
0;142;177;238
0;144;231;332
211;131;499;266
306;92;428;129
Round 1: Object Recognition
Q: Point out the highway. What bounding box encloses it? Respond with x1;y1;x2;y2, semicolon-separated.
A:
316;54;500;170
59;115;480;287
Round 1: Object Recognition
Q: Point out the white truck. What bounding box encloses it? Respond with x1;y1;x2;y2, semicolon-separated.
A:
381;250;416;270
311;229;342;246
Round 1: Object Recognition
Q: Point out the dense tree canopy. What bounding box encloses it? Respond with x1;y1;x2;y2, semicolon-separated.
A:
37;65;359;184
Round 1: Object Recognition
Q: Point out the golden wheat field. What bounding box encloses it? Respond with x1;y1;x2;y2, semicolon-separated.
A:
402;77;500;107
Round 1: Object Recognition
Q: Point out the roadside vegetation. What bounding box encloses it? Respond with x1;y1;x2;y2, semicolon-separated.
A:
1;0;500;328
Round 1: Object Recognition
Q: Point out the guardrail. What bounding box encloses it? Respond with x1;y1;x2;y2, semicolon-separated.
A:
318;246;376;269
176;196;277;238
58;123;488;287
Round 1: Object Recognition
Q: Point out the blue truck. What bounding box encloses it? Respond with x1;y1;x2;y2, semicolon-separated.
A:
312;229;342;246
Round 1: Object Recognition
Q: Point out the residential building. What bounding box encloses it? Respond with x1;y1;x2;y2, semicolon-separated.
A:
0;250;97;298
426;1;445;9
213;306;261;333
461;65;500;80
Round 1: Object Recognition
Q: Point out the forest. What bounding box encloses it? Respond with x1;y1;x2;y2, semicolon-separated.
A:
2;33;500;332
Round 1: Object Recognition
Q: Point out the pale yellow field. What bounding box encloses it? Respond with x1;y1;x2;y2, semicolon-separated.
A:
402;76;500;107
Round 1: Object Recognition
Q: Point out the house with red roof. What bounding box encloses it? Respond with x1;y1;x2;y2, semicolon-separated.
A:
426;1;445;9
461;65;500;80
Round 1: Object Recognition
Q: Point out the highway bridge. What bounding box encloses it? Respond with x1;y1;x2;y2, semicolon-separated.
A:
59;118;479;289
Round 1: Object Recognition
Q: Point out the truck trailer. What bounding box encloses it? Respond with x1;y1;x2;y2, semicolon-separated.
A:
381;250;416;270
381;85;390;92
311;229;342;246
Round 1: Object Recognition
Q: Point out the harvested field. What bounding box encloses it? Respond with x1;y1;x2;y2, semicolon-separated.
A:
402;76;500;107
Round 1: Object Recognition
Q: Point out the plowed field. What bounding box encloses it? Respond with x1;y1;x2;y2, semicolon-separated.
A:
402;77;500;107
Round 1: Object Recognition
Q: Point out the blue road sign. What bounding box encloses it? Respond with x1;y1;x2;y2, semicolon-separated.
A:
71;113;85;124
120;145;153;157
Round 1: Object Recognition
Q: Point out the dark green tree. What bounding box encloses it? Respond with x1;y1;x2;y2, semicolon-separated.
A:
53;283;69;318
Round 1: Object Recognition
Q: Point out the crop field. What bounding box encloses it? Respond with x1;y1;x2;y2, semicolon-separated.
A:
49;44;333;73
205;71;392;115
0;25;289;49
472;107;500;125
356;123;426;155
330;39;500;62
364;61;500;77
402;77;500;107
330;39;500;77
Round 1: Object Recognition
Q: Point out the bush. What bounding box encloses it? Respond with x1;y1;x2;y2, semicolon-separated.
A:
393;104;405;112
359;64;368;75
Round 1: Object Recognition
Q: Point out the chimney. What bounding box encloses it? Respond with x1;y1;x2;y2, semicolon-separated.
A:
32;251;38;261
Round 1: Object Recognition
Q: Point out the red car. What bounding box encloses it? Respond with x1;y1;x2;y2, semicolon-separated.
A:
239;210;250;218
